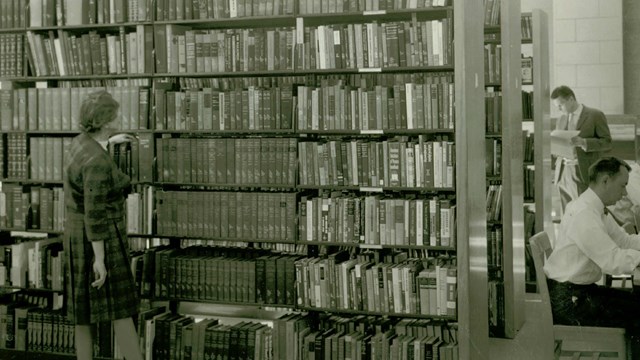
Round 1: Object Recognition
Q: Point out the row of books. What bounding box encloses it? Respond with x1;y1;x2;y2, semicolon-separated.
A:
155;137;297;186
0;293;69;352
487;227;503;271
138;306;457;360
521;56;533;84
110;134;154;183
522;90;534;119
126;185;155;234
0;184;66;231
28;137;73;182
29;0;152;27
524;167;535;200
272;313;458;360
174;72;443;91
484;44;502;84
154;18;451;74
153;85;295;131
485;138;501;177
299;195;456;247
295;254;457;316
521;13;533;40
155;191;297;240
0;86;150;131
0;34;23;77
483;0;501;27
0;236;64;290
298;0;449;13
174;74;305;91
523;130;534;162
0;0;26;29
155;0;448;21
488;280;505;337
138;308;272;360
5;133;27;179
177;238;307;255
150;246;300;305
486;184;503;223
485;90;502;134
298;138;455;188
26;26;154;77
296;78;455;131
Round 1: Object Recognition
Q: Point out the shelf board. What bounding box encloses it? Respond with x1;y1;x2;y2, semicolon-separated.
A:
0;285;62;292
168;298;294;309
296;185;455;192
155;182;297;190
127;233;297;244
1;228;62;235
155;129;295;135
484;25;501;33
21;130;80;135
0;28;25;33
154;65;454;78
18;73;154;81
298;128;455;135
297;305;456;320
28;22;153;32
0;179;63;185
302;241;455;251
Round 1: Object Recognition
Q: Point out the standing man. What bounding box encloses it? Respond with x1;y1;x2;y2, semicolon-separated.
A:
552;85;612;212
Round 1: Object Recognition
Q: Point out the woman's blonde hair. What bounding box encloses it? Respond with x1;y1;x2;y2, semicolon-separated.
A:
79;90;119;133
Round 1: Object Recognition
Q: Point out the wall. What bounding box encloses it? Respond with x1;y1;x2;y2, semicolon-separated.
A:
623;0;640;115
552;0;623;115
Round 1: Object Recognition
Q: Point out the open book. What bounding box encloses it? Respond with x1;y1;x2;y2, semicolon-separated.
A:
550;130;580;160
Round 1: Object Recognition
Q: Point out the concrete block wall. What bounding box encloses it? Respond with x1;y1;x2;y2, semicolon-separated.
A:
552;0;623;115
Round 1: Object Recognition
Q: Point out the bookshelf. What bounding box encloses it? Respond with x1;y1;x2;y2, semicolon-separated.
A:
524;9;551;238
483;0;526;339
520;9;551;294
0;0;521;358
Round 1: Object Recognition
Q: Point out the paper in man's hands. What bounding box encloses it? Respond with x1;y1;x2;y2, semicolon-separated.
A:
551;130;580;159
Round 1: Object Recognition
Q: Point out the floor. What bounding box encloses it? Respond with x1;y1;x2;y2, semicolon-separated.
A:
488;293;555;360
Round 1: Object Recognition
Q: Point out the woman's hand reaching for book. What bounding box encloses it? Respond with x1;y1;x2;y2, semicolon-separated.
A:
108;133;137;145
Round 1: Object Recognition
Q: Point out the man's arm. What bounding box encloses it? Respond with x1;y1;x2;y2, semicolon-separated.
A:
583;110;612;152
570;210;640;275
606;213;640;249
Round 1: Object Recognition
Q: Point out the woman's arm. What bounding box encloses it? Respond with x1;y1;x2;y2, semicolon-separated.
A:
91;240;107;289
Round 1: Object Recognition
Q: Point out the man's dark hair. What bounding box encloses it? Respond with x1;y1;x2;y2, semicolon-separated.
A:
588;156;631;184
551;85;576;100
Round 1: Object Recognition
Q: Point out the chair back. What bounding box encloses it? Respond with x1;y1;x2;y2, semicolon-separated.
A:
528;231;552;303
529;231;629;359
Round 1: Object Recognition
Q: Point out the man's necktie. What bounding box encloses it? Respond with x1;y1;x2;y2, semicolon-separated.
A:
567;112;576;130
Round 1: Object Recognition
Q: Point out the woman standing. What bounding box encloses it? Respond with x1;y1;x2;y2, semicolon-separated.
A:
64;90;143;360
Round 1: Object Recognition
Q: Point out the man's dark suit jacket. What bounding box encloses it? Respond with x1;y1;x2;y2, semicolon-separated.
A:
555;105;612;188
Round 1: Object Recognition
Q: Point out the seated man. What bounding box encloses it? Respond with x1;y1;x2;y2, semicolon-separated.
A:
544;157;640;353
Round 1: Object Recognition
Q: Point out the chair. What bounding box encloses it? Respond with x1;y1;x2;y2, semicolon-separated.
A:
528;231;628;360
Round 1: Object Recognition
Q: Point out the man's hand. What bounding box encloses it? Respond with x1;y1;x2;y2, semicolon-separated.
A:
570;135;587;150
91;260;107;289
108;133;137;145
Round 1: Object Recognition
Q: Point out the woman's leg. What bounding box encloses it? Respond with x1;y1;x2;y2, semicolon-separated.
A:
113;317;143;360
75;324;93;360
